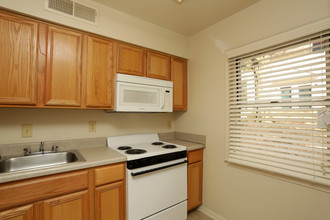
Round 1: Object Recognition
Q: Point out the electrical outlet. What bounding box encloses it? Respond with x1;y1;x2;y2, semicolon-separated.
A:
89;121;96;132
22;124;32;138
167;120;172;129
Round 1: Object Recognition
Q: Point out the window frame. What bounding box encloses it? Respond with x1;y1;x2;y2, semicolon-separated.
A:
225;18;330;187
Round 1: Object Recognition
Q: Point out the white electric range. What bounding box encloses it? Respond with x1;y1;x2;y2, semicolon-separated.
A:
107;133;188;220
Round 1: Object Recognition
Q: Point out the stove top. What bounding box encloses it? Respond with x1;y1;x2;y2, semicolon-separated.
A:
107;134;187;160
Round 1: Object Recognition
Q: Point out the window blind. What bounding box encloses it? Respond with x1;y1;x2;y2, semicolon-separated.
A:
227;29;330;186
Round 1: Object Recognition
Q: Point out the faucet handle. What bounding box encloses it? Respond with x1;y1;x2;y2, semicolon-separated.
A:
52;145;59;152
40;141;45;152
24;147;31;156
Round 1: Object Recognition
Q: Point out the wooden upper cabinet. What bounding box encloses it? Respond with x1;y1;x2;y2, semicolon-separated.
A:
147;51;171;80
44;25;82;107
84;36;113;108
171;57;187;110
0;12;38;105
117;44;145;76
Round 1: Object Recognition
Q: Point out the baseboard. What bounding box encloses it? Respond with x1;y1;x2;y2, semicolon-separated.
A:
198;205;227;220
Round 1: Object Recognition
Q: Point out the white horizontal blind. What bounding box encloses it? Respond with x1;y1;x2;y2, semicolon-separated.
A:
227;29;330;186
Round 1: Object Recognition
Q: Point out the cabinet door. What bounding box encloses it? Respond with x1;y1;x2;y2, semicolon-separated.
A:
187;161;203;211
95;181;125;220
43;190;88;220
0;12;38;105
45;25;82;107
0;204;34;220
117;44;145;76
85;36;113;108
147;51;171;80
171;58;187;110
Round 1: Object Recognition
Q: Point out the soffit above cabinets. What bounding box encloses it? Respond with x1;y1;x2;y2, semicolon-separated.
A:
92;0;261;36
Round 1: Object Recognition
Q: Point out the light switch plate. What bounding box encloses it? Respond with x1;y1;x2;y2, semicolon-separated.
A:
22;124;32;138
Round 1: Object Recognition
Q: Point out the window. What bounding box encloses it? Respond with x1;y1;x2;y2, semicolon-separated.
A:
227;29;330;186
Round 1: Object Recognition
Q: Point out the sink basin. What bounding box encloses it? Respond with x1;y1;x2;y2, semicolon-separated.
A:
0;150;86;173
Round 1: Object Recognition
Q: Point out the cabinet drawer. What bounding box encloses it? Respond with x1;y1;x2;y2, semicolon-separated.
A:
94;163;125;186
188;149;203;164
0;170;89;211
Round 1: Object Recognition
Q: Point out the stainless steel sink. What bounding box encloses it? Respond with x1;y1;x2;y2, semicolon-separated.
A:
0;150;86;173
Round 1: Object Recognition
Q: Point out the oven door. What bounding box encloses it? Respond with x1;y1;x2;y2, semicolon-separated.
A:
126;158;187;220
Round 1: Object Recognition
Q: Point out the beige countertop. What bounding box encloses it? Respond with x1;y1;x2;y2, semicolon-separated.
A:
0;134;205;184
0;147;126;184
165;139;205;151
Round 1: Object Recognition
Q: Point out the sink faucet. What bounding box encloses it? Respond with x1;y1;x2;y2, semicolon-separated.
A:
52;145;59;152
24;147;31;156
40;142;45;154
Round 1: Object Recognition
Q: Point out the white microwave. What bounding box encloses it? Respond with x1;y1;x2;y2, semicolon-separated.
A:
114;74;173;112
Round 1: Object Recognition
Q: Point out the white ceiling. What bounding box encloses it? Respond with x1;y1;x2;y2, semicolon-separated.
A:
93;0;260;36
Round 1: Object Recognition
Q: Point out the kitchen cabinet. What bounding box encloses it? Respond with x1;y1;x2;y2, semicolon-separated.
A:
95;181;125;220
0;162;126;220
94;163;126;220
147;51;171;80
0;204;34;220
44;25;83;107
84;36;114;108
0;170;89;211
187;149;203;212
116;43;146;76
0;9;188;110
171;58;187;110
0;12;38;105
43;190;89;220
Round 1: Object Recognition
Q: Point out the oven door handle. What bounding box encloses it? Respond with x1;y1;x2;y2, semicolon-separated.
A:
131;160;188;177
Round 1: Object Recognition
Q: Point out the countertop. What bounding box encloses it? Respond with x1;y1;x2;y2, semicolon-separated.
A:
0;147;126;184
0;138;204;184
165;139;205;151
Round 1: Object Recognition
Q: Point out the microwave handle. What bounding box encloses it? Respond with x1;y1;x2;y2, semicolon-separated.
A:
161;88;165;109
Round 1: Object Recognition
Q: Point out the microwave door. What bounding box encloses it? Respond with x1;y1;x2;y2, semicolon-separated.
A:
160;88;165;110
116;82;163;112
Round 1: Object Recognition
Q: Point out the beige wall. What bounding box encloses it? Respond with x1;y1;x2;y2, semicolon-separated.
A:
0;0;184;144
0;108;173;144
174;0;330;219
1;0;330;219
0;0;188;58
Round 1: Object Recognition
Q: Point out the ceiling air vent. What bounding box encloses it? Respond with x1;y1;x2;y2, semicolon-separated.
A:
45;0;98;25
74;3;97;23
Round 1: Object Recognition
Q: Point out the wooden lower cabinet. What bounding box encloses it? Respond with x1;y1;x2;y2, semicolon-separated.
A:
95;181;125;220
0;162;126;220
187;149;204;212
93;163;126;220
43;190;89;220
0;204;34;220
